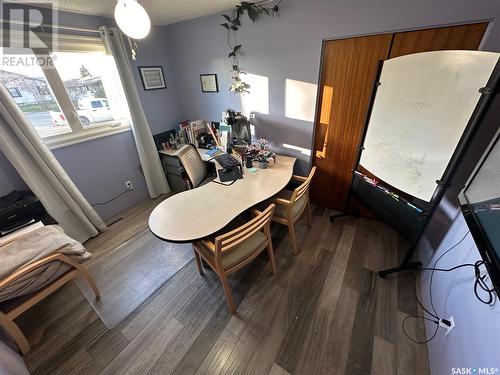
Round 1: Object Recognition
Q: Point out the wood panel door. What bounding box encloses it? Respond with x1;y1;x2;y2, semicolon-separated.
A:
389;22;488;58
311;34;393;209
311;22;488;210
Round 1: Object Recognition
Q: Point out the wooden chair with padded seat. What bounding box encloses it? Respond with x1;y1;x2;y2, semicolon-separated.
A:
268;166;316;255
192;204;276;313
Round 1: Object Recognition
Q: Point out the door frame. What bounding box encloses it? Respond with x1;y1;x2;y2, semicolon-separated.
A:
308;18;492;169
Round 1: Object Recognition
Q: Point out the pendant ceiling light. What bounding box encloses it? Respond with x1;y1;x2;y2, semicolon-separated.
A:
114;0;151;40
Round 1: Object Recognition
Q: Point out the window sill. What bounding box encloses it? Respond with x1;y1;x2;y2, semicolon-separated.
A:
44;124;132;150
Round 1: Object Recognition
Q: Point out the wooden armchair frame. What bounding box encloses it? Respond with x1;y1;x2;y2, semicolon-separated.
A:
0;253;100;355
270;166;316;255
192;204;276;313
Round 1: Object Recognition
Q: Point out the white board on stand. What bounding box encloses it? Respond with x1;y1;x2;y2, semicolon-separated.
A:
359;50;499;202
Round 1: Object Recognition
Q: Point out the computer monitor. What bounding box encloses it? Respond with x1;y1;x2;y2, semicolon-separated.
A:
231;119;251;145
459;127;500;296
223;110;251;145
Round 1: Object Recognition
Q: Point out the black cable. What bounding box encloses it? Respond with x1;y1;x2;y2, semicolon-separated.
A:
420;259;496;306
403;231;470;344
421;264;475;271
401;315;439;344
91;189;128;206
404;231;497;344
428;231;470;318
414;272;439;320
211;179;238;186
473;260;496;305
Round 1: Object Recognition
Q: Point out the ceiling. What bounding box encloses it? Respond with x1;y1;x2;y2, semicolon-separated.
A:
54;0;240;26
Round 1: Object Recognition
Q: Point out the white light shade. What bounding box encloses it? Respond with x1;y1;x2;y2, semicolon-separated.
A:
114;0;151;40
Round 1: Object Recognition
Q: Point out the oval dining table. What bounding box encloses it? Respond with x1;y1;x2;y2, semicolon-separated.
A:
148;155;296;243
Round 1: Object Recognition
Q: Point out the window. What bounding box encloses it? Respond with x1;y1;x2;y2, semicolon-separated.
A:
0;33;131;148
91;100;103;108
0;56;71;138
8;87;21;98
51;50;132;132
36;86;51;96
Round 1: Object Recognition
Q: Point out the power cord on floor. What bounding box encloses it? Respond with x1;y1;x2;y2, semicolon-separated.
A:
91;189;128;207
402;231;497;344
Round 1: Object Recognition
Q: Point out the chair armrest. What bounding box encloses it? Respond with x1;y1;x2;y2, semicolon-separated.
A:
271;197;290;206
292;174;307;182
201;239;216;253
0;253;76;290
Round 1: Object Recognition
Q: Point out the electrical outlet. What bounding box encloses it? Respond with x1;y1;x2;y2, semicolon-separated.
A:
439;316;455;336
125;181;134;191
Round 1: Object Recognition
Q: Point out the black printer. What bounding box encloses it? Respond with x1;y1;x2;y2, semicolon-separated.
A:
0;191;48;236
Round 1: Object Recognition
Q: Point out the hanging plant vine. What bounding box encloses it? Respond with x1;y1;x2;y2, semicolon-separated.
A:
220;1;282;94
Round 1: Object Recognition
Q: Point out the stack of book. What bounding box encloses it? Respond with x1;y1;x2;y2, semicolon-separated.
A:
179;119;207;146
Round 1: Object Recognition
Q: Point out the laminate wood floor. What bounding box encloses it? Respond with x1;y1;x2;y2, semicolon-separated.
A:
16;198;429;375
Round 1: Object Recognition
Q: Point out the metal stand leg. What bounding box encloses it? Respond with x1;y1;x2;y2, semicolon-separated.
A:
378;261;422;278
378;243;422;278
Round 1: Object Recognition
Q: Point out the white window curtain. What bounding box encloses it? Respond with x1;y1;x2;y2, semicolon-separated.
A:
99;26;170;198
0;84;107;243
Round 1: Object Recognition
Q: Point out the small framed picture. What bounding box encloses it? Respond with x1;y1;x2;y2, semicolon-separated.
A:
200;74;219;93
139;66;167;90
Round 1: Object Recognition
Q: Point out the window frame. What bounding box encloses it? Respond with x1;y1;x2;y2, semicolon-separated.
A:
8;87;22;98
34;42;131;148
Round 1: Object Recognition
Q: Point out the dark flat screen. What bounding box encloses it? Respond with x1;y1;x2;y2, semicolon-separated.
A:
460;130;500;294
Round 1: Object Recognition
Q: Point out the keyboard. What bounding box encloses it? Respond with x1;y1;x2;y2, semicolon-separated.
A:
214;153;240;169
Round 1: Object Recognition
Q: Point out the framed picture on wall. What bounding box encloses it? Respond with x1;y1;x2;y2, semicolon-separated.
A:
139;66;167;90
200;74;218;93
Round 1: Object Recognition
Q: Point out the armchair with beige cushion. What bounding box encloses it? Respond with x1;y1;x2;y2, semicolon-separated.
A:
177;144;213;189
192;204;276;313
0;225;99;355
267;166;316;255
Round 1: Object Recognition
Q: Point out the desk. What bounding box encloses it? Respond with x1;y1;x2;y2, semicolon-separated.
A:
149;155;296;242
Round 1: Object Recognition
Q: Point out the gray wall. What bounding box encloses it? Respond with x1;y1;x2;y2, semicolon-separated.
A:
51;132;149;219
128;25;183;134
418;210;500;375
163;0;500;174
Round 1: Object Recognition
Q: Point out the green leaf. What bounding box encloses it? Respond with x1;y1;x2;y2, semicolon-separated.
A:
220;23;229;29
231;18;241;26
233;44;241;52
222;14;231;22
230;25;239;31
229;51;236;58
247;7;257;22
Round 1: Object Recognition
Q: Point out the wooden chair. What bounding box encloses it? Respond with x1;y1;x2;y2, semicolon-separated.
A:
0;253;100;355
192;204;276;313
268;166;316;255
